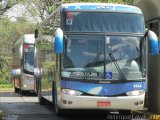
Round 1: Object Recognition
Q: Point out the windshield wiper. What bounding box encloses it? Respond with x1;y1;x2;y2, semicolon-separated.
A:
90;52;101;70
108;53;126;81
105;37;127;81
83;52;101;79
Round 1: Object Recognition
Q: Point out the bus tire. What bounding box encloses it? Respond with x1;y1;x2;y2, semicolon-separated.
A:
38;94;46;105
52;82;55;107
119;110;131;115
53;83;63;116
38;82;45;105
14;87;19;93
35;77;39;96
54;93;63;116
21;90;25;95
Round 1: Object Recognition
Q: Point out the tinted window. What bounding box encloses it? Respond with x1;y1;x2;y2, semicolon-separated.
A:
63;12;144;33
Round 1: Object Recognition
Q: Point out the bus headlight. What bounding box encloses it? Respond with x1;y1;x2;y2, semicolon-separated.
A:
126;90;145;96
62;89;83;96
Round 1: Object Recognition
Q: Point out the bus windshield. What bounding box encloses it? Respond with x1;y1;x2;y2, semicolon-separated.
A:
23;44;34;73
61;35;145;81
63;12;144;33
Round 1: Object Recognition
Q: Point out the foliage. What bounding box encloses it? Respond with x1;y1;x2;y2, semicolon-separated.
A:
0;17;35;84
0;84;13;88
43;61;56;71
0;0;17;14
37;40;53;52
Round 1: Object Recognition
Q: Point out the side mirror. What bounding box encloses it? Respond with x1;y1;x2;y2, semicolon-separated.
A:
147;30;159;55
54;28;64;54
11;69;21;76
35;29;38;39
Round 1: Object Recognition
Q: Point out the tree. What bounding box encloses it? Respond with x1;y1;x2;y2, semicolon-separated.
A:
0;17;35;84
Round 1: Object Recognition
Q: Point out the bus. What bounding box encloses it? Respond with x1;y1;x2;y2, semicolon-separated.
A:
34;3;159;115
12;34;37;95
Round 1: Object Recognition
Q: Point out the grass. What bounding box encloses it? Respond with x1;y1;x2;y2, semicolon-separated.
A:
0;84;14;91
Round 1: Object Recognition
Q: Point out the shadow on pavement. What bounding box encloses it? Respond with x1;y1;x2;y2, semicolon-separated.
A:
0;91;37;97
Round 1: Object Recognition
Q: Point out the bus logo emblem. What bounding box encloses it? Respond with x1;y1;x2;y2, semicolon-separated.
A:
105;72;112;79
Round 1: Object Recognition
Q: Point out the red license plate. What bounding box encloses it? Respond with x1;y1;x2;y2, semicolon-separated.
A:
97;101;111;106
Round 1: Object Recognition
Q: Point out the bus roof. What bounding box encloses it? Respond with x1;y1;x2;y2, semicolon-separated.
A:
61;3;143;14
14;34;35;45
23;34;35;44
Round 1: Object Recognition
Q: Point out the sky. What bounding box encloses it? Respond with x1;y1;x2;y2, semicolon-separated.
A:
4;3;47;23
0;0;8;9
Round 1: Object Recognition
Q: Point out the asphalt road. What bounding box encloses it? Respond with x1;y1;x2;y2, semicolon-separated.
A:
0;92;110;120
0;92;149;120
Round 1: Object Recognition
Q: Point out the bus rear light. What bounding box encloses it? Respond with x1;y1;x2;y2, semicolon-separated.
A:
126;90;145;96
62;89;83;96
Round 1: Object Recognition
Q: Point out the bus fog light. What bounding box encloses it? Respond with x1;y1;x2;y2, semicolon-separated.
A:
62;89;83;96
68;101;72;104
134;102;139;105
134;101;144;106
62;100;67;104
126;90;145;96
24;85;27;88
139;101;144;105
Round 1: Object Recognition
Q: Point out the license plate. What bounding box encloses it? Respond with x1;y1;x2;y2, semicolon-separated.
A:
97;101;111;106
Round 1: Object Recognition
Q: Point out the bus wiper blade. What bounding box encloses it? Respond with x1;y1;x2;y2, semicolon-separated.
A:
83;52;101;79
90;52;101;70
108;53;127;81
105;37;126;81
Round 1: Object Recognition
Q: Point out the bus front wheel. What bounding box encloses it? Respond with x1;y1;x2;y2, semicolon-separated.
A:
53;84;63;116
38;83;45;105
14;87;19;93
54;94;63;116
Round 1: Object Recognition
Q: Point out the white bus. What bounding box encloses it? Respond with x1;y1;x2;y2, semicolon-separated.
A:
35;3;159;115
12;34;37;95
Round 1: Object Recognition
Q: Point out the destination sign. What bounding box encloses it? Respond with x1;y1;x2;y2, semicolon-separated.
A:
70;72;98;77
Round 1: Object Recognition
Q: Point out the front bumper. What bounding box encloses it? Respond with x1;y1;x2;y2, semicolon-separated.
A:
57;93;145;110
